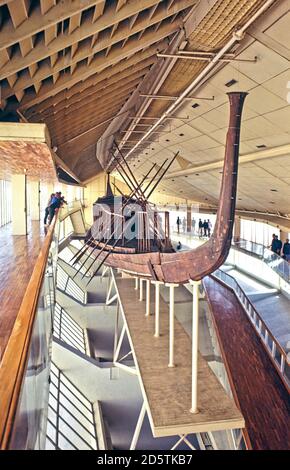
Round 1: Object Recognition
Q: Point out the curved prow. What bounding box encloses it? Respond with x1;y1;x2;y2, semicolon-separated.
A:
158;91;248;283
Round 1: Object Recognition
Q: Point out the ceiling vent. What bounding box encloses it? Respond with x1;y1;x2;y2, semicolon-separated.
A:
225;79;238;87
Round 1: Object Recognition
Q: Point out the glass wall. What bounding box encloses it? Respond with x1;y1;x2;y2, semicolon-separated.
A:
240;219;280;247
0;179;12;227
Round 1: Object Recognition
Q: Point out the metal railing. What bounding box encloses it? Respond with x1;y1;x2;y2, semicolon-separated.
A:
57;263;87;304
0;214;59;449
233;239;290;283
46;363;98;450
212;268;290;391
0;203;83;449
53;303;88;354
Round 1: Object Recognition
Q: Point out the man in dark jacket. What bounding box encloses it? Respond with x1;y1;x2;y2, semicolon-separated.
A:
282;239;290;261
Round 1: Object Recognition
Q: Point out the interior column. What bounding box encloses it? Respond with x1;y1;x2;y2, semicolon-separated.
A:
233;216;241;242
30;180;40;221
12;174;27;235
187;204;192;233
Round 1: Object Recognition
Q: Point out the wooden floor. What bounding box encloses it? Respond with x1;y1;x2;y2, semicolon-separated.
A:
115;277;244;438
203;276;290;450
0;221;45;362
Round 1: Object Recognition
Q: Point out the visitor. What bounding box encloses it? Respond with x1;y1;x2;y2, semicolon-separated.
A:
276;235;282;256
176;216;181;234
191;217;196;234
176;241;182;250
48;191;66;224
198;219;203;238
270;233;277;252
282;239;290;261
207;219;212;237
44;193;55;225
182;216;186;233
203;219;208;237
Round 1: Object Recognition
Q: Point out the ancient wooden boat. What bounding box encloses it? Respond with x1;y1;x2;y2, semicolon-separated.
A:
75;92;248;284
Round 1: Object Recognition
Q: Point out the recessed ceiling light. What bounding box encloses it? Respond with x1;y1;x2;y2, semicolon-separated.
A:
192;103;200;109
225;78;238;87
256;144;267;149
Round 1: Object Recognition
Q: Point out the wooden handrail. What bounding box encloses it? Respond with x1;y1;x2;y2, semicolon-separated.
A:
0;214;58;449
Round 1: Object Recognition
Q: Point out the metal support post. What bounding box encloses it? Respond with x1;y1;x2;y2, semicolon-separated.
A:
189;279;201;413
145;280;151;316
139;278;144;301
165;283;178;367
129;402;146;450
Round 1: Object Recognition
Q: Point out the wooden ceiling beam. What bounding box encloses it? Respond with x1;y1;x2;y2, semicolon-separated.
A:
0;0;163;76
48;97;129;139
0;0;194;98
50;100;129;138
25;55;156;117
18;29;172;109
0;0;105;50
33;73;145;120
37;80;140;124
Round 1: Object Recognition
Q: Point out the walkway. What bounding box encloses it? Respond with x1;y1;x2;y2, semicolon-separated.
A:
222;267;290;351
0;221;45;361
204;276;290;450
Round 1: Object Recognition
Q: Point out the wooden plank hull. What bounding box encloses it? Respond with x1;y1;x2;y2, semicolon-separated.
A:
90;92;248;284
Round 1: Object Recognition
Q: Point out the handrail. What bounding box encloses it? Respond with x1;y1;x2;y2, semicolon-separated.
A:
0;214;58;449
233;238;290;283
212;269;289;392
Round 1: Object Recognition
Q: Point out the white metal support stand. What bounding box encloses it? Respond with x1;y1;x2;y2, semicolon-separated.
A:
171;434;196;450
189;279;201;413
102;265;109;278
106;272;118;305
134;277;138;290
113;325;126;363
130;402;146;450
145;280;151;317
165;283;179;367
152;281;163;337
139;278;144;301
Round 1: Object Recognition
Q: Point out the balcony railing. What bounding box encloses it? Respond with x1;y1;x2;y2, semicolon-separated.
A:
0;203;83;449
212;268;290;391
233;239;290;283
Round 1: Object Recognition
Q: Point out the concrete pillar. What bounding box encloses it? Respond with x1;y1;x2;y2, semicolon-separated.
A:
12;174;27;235
233;216;241;242
187;204;192;233
30;180;40;220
